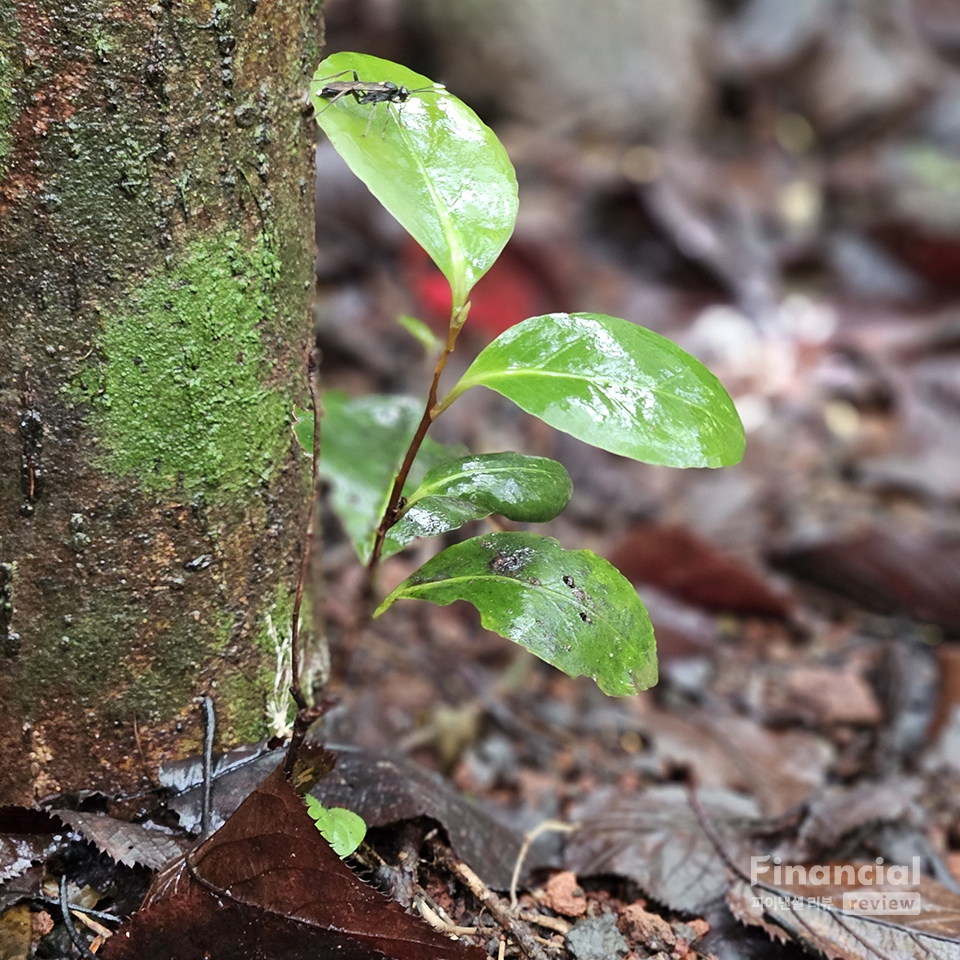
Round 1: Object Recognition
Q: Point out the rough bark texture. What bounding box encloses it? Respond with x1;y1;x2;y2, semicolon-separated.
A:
0;0;322;805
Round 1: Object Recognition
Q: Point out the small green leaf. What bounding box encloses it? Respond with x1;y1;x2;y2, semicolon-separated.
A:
295;393;466;563
311;52;518;311
386;453;572;553
443;313;745;468
375;532;657;695
304;796;366;858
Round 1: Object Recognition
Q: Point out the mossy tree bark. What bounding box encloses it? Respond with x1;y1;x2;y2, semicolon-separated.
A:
0;0;322;805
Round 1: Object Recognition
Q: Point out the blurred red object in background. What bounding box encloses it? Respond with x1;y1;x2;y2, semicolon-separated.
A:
402;238;554;341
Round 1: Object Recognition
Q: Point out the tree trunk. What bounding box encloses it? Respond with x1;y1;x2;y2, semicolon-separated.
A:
0;0;321;805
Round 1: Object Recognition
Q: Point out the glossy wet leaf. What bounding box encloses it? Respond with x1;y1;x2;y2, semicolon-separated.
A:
312;52;518;311
304;797;366;858
294;393;465;563
444;313;745;468
375;532;657;695
385;453;573;553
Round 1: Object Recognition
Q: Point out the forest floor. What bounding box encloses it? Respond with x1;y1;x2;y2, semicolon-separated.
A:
6;4;960;957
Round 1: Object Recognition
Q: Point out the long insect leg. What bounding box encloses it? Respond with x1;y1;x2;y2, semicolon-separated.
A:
362;103;379;138
315;70;363;115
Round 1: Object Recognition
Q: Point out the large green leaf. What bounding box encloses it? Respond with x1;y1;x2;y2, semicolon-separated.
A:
311;52;518;311
442;313;745;468
375;532;657;695
385;453;573;553
294;392;465;563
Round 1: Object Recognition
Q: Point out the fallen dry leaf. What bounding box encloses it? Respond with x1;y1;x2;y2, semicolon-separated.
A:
729;871;960;959
634;703;832;816
54;811;185;870
564;784;758;913
609;523;794;617
103;763;486;960
771;526;960;633
311;747;522;889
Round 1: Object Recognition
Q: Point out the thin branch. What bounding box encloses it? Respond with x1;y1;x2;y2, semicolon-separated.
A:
200;696;215;839
509;819;580;909
684;780;753;885
430;839;551;960
283;344;325;778
59;874;98;960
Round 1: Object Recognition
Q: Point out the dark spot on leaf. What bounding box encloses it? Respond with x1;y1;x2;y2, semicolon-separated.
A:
562;575;575;588
489;549;530;575
579;610;592;623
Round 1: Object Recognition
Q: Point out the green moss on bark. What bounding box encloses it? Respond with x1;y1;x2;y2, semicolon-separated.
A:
0;1;18;177
73;230;291;496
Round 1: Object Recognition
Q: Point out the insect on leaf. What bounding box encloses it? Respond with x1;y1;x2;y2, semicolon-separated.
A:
311;52;518;312
375;532;657;696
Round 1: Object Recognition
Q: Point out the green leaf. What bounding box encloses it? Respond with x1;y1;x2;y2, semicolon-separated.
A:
386;453;573;553
311;52;518;311
304;796;366;858
294;393;466;563
443;313;745;469
375;532;657;695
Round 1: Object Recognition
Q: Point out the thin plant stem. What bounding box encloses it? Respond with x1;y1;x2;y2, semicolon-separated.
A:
366;303;468;577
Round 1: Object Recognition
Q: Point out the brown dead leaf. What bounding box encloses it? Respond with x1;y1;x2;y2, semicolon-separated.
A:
564;785;758;913
163;742;521;890
609;523;793;617
311;747;522;889
772;666;883;727
103;764;485;960
54;811;185;870
771;526;960;634
0;903;31;960
729;871;960;959
635;702;832;816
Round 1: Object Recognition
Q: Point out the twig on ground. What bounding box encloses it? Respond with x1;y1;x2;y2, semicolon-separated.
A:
200;696;215;839
518;911;570;935
59;874;98;960
431;841;552;960
685;779;752;885
509;819;580;909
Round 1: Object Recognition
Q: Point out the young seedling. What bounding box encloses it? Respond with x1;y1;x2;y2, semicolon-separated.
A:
302;51;745;699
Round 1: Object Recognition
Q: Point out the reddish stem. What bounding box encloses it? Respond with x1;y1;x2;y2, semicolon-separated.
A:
365;307;466;577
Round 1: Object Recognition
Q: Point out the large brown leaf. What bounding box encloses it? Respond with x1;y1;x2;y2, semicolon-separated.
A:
103;764;486;960
564;785;759;913
163;743;521;888
729;872;960;959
